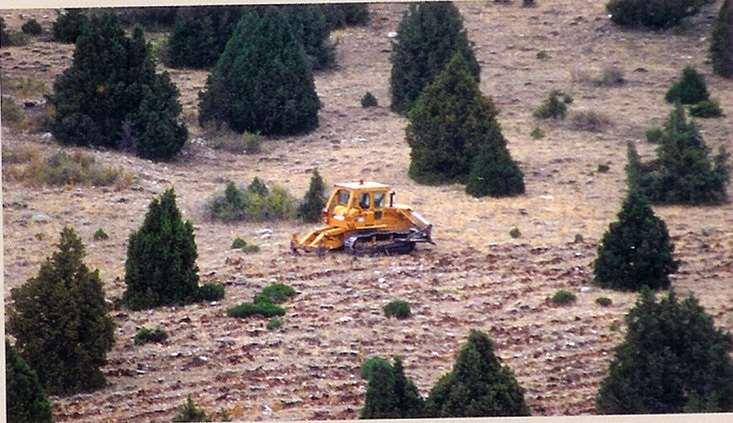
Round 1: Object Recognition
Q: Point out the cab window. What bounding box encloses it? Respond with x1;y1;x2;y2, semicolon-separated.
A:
359;192;371;209
335;190;350;206
374;192;385;208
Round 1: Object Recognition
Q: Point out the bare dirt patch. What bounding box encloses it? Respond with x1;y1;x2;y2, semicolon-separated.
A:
2;2;732;421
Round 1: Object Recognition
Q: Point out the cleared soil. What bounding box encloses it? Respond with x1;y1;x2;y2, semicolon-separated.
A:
2;2;732;421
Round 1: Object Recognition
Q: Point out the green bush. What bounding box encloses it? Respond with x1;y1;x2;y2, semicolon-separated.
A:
390;2;479;114
133;327;168;345
93;228;109;240
298;169;327;223
11;150;131;188
124;188;201;310
5;341;53;423
383;299;411;319
21;19;43;35
596;290;733;413
361;92;378;108
52;9;89;43
689;99;723;118
534;90;573;119
509;227;522;238
172;396;210;422
551;289;577;305
0;18;30;47
360;356;391;379
7;227;115;395
197;282;225;301
530;126;544;139
50;15;187;160
243;131;262;154
198;9;320;136
645;127;663;143
266;317;283;330
256;283;296;304
361;356;424;419
227;301;285;318
711;0;732;78
595;297;613;307
425;330;530;417
206;180;297;222
606;0;702;29
594;189;678;291
665;66;710;105
231;237;260;253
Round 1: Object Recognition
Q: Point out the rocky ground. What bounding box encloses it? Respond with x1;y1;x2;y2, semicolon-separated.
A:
2;1;732;421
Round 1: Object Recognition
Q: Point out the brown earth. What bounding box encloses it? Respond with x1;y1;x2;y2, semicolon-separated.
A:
2;2;733;421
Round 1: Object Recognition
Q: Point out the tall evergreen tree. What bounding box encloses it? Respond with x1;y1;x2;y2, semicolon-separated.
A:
593;188;678;291
360;356;424;419
52;8;89;43
283;5;334;71
665;66;710;105
166;6;242;69
425;330;530;417
407;53;523;196
133;70;188;160
6;340;53;423
711;0;733;78
299;169;327;222
597;289;733;413
7;227;115;395
50;14;187;160
123;188;200;310
390;2;480;114
198;8;320;135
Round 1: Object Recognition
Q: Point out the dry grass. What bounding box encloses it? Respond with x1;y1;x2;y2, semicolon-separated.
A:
1;75;49;97
569;110;612;132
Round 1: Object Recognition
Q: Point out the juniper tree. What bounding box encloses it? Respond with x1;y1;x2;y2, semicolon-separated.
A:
282;5;334;71
299;169;327;222
166;6;242;69
5;340;53;423
123;188;200;309
7;227;115;395
606;0;703;29
593;188;678;291
390;2;480;114
407;53;523;196
360;356;424;419
711;0;733;78
597;289;733;413
198;8;320;135
52;8;89;43
425;330;530;417
50;15;187;160
665;66;710;105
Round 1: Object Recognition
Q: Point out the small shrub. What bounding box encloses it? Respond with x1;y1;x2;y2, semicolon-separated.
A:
133;327;168;345
298;169;327;223
231;237;260;253
227;301;285;318
172;396;210;422
509;227;522;238
665;66;710;105
1;143;41;165
530;126;544;139
21;19;43;35
266;317;283;331
243;131;262;155
1;76;49;97
570;110;611;132
93;228;109;240
606;0;702;29
256;283;296;304
689;99;723;118
1;96;26;128
534;90;573;119
551;289;577;305
383;299;411;319
206;180;297;222
597;164;610;173
596;66;625;86
361;92;378;108
523;0;537;7
596;297;613;307
645;127;664;143
0;18;30;46
197;282;225;302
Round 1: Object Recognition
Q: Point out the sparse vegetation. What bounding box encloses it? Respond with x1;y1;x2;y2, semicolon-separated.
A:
534;90;573;120
665;66;710;105
243;131;262;154
596;65;625;86
390;2;479;114
0;17;30;47
206;180;297;222
383;299;411;319
266;317;283;331
7;227;115;395
1;96;26;128
551;289;577;305
93;228;109;241
172;396;210;422
596;289;733;413
1;75;49;97
689;99;723;118
606;0;703;29
231;237;260;253
530;126;545;139
710;0;732;78
133;327;168;345
569;110;611;132
595;297;613;307
361;92;378;108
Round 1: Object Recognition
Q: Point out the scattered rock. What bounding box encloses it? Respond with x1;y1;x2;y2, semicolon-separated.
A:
31;213;50;224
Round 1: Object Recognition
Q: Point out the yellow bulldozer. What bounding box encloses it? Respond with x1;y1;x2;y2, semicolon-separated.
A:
290;181;434;255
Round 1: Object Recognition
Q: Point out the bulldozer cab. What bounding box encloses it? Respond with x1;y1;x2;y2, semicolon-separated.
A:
324;181;390;228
